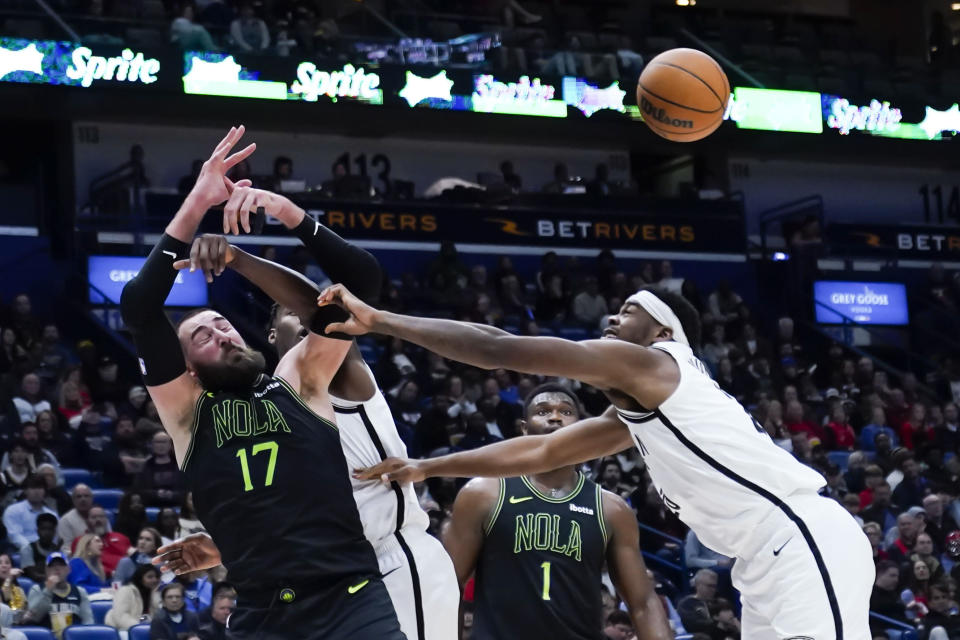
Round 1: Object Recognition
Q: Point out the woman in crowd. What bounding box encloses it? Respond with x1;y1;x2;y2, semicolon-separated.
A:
156;508;181;544
68;534;109;593
863;521;889;562
150;582;200;640
113;527;162;585
114;491;147;542
0;553;25;610
35;410;69;462
105;564;161;631
36;463;70;515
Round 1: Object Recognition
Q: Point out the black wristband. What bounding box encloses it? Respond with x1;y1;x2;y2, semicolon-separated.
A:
291;215;382;303
120;234;193;386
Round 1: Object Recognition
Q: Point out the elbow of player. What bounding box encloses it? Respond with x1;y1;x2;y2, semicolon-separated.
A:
119;279;145;327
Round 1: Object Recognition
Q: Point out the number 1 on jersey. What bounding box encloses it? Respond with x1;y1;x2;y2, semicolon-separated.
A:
540;561;551;601
236;441;279;492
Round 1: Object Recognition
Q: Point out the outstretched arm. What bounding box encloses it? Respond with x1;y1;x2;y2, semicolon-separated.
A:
357;405;633;483
603;492;673;640
317;284;678;406
120;126;254;462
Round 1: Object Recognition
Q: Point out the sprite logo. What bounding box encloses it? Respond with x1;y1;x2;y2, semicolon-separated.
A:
640;95;693;129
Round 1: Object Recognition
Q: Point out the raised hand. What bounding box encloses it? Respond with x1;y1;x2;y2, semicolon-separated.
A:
316;283;381;336
189;125;256;211
220;180;299;235
152;532;222;575
353;457;426;485
173;234;237;283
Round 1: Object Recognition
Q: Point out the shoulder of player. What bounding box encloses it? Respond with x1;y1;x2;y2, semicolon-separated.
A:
582;339;679;373
457;477;503;506
599;488;637;533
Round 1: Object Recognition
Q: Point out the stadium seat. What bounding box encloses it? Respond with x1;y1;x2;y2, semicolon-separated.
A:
61;468;95;489
10;552;19;567
558;327;589;340
91;600;113;625
63;626;120;640
145;506;160;522
18;576;36;593
17;628;55;640
128;625;151;640
104;509;116;527
827;451;851;471
91;489;124;510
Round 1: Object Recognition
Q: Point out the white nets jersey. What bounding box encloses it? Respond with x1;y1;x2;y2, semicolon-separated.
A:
330;362;430;557
616;340;826;558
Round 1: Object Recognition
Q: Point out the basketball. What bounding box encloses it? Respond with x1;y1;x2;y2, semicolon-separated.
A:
636;48;730;142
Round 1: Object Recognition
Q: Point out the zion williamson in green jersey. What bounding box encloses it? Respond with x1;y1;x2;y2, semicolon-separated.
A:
442;383;671;640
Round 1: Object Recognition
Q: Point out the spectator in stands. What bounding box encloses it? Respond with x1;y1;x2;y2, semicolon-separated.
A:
870;561;907;627
177;160;203;195
179;569;214;614
677;569;718;633
911;532;944;583
102;413;148;487
198;593;234;640
844;450;867;493
707;280;742;326
457;412;503;451
541;163;569;194
701;325;732;373
863;522;888;562
197;581;236;625
113;527;162;585
151;581;200;640
888;511;926;564
1;439;33;495
134;431;186;507
861;481;897;532
156;507;181;544
105;564;161;631
822;464;848;500
824;405;856;451
18;423;61;477
12;373;51;426
709;598;741;638
655;260;684;295
22;551;94;633
842;492;864;526
179;493;204;536
784;400;821;441
2;475;54;548
56;484;93;551
892;455;930;510
37;324;72;377
602;609;633;640
36;410;68;464
68;534;108;593
20;513;58;583
0;327;31;380
230;3;270;52
69;407;112;470
924;495;958;553
596;459;631;499
570;277;607;327
56;382;90;424
0;553;25;610
584;164;611;198
91;355;125;405
73;507;128;578
8;294;38;347
171;4;219;51
499;161;522;192
113;490;147;542
874;435;898;476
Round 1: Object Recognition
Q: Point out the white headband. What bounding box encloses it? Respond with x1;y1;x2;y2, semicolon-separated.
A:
625;290;689;347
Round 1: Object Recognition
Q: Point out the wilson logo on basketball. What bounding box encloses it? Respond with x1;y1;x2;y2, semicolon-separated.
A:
640;96;693;129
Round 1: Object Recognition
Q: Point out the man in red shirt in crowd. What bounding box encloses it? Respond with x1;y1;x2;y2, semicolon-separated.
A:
70;506;130;577
784;400;822;441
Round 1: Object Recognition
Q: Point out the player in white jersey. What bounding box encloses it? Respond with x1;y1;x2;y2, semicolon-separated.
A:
153;225;457;640
319;283;875;640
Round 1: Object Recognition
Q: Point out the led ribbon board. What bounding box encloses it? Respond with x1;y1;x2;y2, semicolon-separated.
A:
0;38;160;87
723;87;823;133
88;256;208;306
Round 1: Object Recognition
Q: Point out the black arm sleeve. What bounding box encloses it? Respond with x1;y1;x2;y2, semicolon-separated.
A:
292;216;383;303
119;234;191;386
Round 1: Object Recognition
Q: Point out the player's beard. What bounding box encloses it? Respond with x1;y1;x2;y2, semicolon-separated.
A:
194;346;267;394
